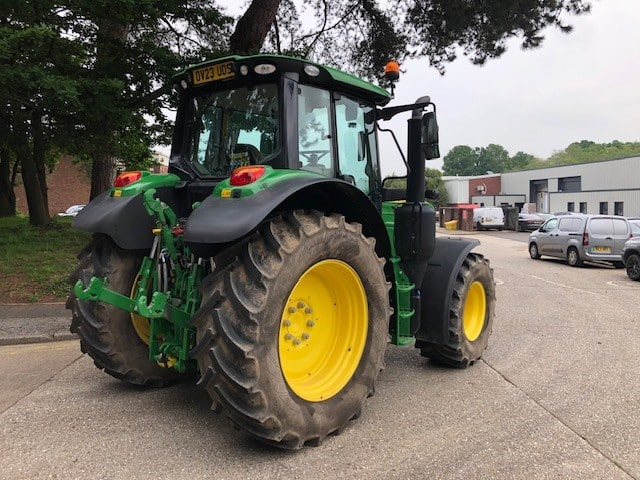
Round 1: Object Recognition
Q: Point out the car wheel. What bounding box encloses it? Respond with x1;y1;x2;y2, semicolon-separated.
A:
529;243;541;260
567;247;583;267
626;253;640;281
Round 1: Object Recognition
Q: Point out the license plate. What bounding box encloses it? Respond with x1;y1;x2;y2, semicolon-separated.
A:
484;218;492;222
593;246;611;253
192;61;234;85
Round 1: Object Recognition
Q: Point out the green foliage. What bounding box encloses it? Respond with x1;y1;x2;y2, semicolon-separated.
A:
384;168;449;207
442;145;516;176
425;167;449;207
1;0;234;205
0;216;91;302
443;140;640;176
264;1;590;81
544;140;640;166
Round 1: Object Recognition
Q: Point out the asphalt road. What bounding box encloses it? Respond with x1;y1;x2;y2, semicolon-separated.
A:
0;232;638;480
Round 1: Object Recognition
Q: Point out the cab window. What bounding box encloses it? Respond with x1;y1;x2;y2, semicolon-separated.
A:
297;84;333;176
335;96;378;194
190;84;279;177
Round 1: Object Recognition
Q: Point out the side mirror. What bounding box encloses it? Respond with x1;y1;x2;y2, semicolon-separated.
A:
422;112;440;159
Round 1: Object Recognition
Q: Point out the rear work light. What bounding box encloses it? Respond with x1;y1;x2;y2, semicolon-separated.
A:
583;232;589;246
114;171;142;188
229;166;266;186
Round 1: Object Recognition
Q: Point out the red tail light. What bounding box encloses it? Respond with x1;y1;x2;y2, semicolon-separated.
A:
114;171;142;187
583;232;589;246
230;166;266;186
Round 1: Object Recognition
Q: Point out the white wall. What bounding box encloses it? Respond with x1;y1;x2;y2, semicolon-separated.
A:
444;178;470;204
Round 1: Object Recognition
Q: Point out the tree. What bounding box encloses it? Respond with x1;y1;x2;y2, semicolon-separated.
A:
65;1;232;199
383;168;449;207
546;140;640;166
0;4;83;224
251;0;590;81
425;167;449;207
442;145;478;176
442;143;512;176
477;144;510;174
507;151;538;171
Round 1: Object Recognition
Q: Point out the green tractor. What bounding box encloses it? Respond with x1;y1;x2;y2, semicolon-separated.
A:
68;55;495;449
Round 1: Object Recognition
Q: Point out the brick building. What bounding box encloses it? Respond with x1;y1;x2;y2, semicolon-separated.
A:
15;156;91;215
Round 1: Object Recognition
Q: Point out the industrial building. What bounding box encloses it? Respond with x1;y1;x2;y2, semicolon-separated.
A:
443;156;640;217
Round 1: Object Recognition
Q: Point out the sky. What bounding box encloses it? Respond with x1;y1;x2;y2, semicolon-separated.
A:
161;1;640;176
379;0;640;175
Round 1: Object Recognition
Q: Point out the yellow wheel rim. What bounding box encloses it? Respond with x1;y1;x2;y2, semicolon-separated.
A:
278;259;368;402
130;275;151;345
463;281;486;342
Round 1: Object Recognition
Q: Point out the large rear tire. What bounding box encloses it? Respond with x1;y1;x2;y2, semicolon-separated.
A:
190;211;390;449
416;253;495;367
67;234;183;386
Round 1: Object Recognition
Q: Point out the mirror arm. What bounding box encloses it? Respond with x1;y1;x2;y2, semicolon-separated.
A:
378;98;431;121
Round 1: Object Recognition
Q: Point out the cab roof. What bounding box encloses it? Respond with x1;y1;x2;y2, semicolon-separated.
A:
174;54;392;106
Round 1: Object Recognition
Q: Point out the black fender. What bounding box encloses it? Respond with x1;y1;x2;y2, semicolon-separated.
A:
184;176;390;259
414;237;480;343
72;187;185;250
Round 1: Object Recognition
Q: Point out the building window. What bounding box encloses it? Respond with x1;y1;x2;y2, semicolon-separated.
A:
614;202;624;216
567;202;575;212
599;202;608;215
579;202;587;214
558;176;581;192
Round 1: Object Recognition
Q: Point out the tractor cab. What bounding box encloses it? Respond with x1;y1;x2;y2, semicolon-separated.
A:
170;55;392;201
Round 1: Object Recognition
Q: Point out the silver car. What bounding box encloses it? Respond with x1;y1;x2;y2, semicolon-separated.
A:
528;215;631;267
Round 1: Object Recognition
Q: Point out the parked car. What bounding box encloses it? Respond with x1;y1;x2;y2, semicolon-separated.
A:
528;215;631;267
517;213;545;232
622;236;640;280
474;207;504;230
57;205;85;217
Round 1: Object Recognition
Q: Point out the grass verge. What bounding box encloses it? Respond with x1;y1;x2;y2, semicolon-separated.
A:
0;216;91;303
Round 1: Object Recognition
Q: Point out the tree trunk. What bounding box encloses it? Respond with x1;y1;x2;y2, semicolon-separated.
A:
90;153;115;200
87;18;128;199
229;0;282;53
19;146;50;226
0;146;16;217
32;109;49;209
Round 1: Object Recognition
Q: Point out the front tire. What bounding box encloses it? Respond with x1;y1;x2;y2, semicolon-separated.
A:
529;242;541;259
190;211;390;449
626;253;640;280
67;234;183;386
417;253;495;368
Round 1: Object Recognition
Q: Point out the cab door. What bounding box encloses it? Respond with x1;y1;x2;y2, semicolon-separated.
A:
334;95;380;196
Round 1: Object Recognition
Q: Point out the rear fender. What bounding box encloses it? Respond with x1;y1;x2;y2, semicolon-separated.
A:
73;187;186;250
415;237;480;343
184;177;390;259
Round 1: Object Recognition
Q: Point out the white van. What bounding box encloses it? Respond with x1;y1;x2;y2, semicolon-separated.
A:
473;207;505;230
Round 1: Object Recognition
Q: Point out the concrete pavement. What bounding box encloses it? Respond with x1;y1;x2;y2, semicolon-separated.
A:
0;302;75;345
